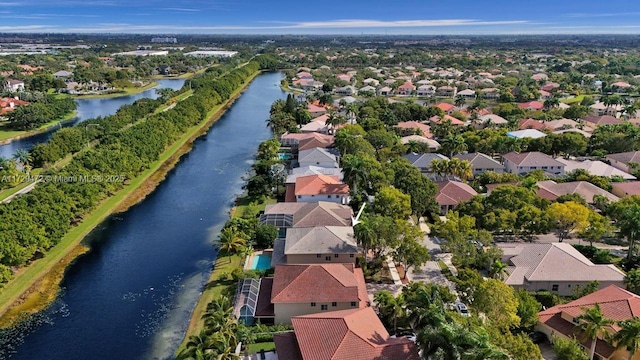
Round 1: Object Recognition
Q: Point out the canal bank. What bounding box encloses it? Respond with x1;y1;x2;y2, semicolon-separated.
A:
0;71;286;360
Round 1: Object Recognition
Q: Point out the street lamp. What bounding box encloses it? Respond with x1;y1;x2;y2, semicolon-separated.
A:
85;123;103;149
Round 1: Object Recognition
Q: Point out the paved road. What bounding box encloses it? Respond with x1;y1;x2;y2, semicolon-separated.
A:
2;180;40;203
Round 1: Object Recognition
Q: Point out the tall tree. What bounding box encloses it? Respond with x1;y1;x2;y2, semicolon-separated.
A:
217;228;246;263
373;290;405;335
613;317;640;360
576;303;614;360
546;201;590;242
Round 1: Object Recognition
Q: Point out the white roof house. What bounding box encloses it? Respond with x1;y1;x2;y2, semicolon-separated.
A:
507;129;547;139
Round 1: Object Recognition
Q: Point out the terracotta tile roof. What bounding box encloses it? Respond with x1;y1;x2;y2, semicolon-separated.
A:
434;102;455;112
430;114;465;126
539;313;616;358
518;118;546;130
281;132;334;143
308;104;327;113
539;284;640;358
436;181;478;206
535;180;619;203
498;243;625;286
299;135;334;151
271;264;367;304
395;121;432;137
517;101;544;110
294;175;349;197
282;307;420;360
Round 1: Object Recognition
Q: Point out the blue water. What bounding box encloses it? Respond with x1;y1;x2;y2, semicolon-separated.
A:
251;254;272;270
0;72;285;360
278;153;292;160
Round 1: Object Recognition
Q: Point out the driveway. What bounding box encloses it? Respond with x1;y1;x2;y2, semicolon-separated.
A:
538;341;555;360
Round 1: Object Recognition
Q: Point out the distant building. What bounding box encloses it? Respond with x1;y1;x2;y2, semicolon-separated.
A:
112;50;168;56
3;79;24;92
151;37;178;43
183;50;238;58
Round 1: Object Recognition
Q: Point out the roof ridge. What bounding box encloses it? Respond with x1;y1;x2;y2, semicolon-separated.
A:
550;243;594;266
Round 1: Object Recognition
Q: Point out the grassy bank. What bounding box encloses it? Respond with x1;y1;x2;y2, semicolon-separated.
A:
0;70;261;328
71;82;158;99
0;110;77;143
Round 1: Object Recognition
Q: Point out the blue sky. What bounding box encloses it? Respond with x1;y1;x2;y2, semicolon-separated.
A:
1;0;640;34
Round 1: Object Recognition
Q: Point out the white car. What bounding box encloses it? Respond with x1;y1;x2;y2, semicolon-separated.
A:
455;302;469;317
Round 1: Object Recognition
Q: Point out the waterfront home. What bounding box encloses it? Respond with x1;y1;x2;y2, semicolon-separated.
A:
535;180;619;203
517;101;545;110
286;166;343;185
297;147;339;168
280;132;334;151
480;87;500;99
270;226;359;266
502;151;565;176
456;88;476;99
436;180;478;215
557;159;636;180
260;201;352;237
417;84;436;97
536;285;640;360
255;264;368;324
285;174;350;204
334;85;357;96
3;79;25;92
436;86;457;97
397;81;416;95
378;86;392;96
300;116;330;134
434;102;455;114
0;97;28;115
606;151;640;173
453;152;504;175
274;307;420;360
497;243;625;296
359;85;377;94
307;103;327;117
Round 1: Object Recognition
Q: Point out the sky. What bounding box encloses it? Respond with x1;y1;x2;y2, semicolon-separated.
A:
1;0;640;34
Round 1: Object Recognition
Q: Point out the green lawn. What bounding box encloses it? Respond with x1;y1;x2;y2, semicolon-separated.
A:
231;196;277;219
562;95;586;104
246;342;276;353
0;71;260;326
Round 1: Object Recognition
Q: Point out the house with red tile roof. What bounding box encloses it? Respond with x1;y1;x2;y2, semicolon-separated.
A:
274;307;420;360
0;97;29;115
336;74;352;83
436;180;478;215
518;118;546;130
434;102;455;114
307;103;327;117
536;285;640;360
396;81;416;95
497;243;625;296
429;114;465;127
394;121;432;137
285;174;349;204
256;264;368;324
517;101;544;110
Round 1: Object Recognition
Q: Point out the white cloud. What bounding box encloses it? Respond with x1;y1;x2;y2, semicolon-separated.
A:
565;12;640;18
160;7;200;12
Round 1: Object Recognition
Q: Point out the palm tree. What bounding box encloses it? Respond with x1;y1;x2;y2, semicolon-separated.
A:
618;204;640;261
341;154;366;195
430;159;447;181
490;260;509;280
449;158;473;181
543;97;560;110
373;290;404;335
13;149;32;173
440;134;467;158
454;96;466;108
613;317;640;360
354;220;377;259
217;228;246;263
576;303;614;360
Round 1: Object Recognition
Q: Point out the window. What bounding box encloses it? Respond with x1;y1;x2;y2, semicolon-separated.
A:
316;162;320;165
568;284;571;288
334;254;339;258
349;254;355;258
552;284;559;291
332;302;337;307
531;167;537;170
327;195;332;198
542;166;548;170
297;195;301;199
325;256;331;261
316;254;321;258
311;302;316;307
321;305;328;310
351;302;357;307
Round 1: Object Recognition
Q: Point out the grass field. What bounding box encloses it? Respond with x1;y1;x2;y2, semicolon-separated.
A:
562;94;587;104
246;342;276;353
0;70;261;328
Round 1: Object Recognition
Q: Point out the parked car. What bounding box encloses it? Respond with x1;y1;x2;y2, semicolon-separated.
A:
528;331;548;344
455;302;469;317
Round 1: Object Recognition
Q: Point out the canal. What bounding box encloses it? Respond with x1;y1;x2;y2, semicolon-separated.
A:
0;72;285;359
0;79;186;159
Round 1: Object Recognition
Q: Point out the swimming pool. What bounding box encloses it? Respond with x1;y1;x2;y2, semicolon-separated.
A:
250;254;272;270
278;153;292;160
